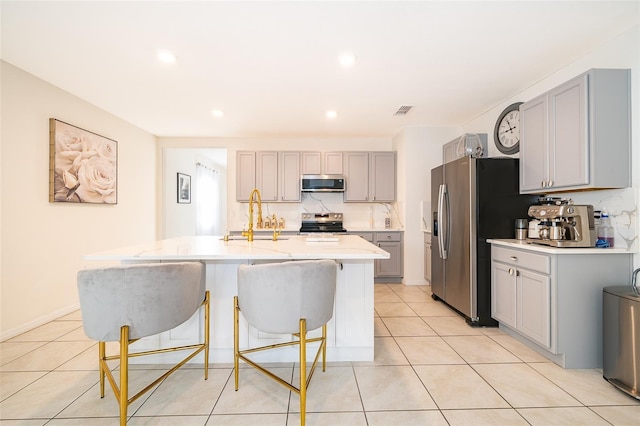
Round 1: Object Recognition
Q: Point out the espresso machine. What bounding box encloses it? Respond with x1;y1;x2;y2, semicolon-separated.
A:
527;201;596;248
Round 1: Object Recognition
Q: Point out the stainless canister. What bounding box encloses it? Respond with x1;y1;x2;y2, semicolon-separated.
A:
515;219;528;240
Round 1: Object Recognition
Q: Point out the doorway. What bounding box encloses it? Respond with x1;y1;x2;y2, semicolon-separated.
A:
163;148;227;238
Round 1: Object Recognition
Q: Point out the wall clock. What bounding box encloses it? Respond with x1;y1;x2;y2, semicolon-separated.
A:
494;102;523;155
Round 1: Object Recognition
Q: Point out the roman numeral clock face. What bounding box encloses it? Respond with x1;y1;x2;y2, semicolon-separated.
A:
494;102;523;155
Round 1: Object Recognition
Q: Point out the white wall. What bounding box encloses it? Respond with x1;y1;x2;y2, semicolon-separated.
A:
0;61;158;339
393;126;460;284
462;26;640;255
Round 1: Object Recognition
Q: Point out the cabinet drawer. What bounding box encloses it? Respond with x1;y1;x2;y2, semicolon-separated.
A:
351;232;374;242
492;246;550;275
376;232;401;242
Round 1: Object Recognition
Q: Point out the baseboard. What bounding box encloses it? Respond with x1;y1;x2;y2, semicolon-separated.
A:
401;278;430;286
0;303;81;342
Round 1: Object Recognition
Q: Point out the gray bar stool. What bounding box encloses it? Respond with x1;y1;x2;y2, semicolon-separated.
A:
234;259;337;426
77;262;210;425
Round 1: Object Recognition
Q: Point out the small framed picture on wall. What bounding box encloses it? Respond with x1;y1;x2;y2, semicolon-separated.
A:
177;173;191;204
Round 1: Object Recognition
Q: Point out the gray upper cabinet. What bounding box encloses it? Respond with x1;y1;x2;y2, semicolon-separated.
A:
300;151;343;175
257;151;279;201
343;152;370;201
324;152;343;174
370;152;396;202
278;152;301;202
520;68;630;193
237;151;300;202
301;152;322;175
240;150;394;203
236;151;256;201
344;151;396;202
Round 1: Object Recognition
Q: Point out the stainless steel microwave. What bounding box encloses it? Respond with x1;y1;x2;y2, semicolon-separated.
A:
301;175;346;192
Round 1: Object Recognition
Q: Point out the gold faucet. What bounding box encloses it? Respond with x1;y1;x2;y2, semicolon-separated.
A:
242;189;263;241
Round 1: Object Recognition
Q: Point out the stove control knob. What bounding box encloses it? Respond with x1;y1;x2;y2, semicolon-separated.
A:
539;209;547;216
567;207;574;214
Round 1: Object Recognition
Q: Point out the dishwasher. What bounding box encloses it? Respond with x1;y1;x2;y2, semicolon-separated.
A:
603;270;640;400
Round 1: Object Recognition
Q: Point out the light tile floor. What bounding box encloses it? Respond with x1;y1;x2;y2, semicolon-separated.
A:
1;283;639;425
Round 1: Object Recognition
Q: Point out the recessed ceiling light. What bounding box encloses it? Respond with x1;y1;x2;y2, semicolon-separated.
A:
157;49;177;64
326;110;337;119
211;109;224;118
338;52;357;68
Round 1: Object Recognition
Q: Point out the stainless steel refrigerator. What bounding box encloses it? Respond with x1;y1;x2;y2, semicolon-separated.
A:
431;157;536;326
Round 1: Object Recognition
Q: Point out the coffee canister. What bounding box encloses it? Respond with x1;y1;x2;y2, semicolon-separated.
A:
515;219;528;240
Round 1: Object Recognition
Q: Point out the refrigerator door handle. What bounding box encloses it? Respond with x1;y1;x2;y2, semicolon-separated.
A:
438;184;448;260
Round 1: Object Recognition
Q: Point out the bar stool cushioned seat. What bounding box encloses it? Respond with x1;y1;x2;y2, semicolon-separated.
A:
234;259;337;426
77;262;210;425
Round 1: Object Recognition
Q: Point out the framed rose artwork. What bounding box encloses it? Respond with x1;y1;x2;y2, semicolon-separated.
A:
49;119;117;204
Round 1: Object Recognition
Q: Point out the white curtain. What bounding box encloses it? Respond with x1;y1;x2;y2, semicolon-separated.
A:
196;162;221;235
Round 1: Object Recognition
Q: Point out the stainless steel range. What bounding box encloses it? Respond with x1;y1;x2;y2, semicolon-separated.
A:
299;213;347;233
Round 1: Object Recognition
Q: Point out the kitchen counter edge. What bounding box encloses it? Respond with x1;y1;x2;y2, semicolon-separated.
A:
488;239;634;255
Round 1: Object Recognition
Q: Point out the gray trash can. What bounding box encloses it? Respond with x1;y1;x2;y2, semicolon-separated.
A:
603;285;640;400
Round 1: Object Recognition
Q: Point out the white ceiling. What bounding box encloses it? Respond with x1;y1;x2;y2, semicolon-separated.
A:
1;1;638;138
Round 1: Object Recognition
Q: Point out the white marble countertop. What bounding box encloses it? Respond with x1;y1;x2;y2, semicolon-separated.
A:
85;235;390;261
488;239;634;255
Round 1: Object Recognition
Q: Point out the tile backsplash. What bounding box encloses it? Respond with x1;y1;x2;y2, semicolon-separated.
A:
569;187;637;250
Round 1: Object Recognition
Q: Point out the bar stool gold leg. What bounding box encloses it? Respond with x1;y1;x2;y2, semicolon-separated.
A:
119;326;129;426
299;319;307;426
234;296;240;391
322;324;327;372
204;291;210;380
99;342;106;398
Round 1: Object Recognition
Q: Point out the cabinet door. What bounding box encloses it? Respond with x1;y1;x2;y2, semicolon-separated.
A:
257;152;278;202
375;241;402;277
491;262;517;328
517;269;551;348
279;152;301;201
236;151;256;202
324;152;343;174
343;152;369;201
370;152;396;202
520;96;548;193
549;75;589;190
301;152;321;175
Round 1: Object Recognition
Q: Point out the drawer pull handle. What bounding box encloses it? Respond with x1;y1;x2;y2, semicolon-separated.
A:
509;256;518;261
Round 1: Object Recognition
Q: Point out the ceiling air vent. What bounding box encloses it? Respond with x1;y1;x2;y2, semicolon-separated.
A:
394;105;413;116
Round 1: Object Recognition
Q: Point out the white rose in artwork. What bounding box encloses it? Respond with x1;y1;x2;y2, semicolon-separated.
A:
75;156;117;203
55;131;84;170
62;169;79;189
92;137;117;163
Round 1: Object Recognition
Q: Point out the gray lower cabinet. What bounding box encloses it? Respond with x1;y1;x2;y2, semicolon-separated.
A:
491;244;631;368
351;231;403;281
